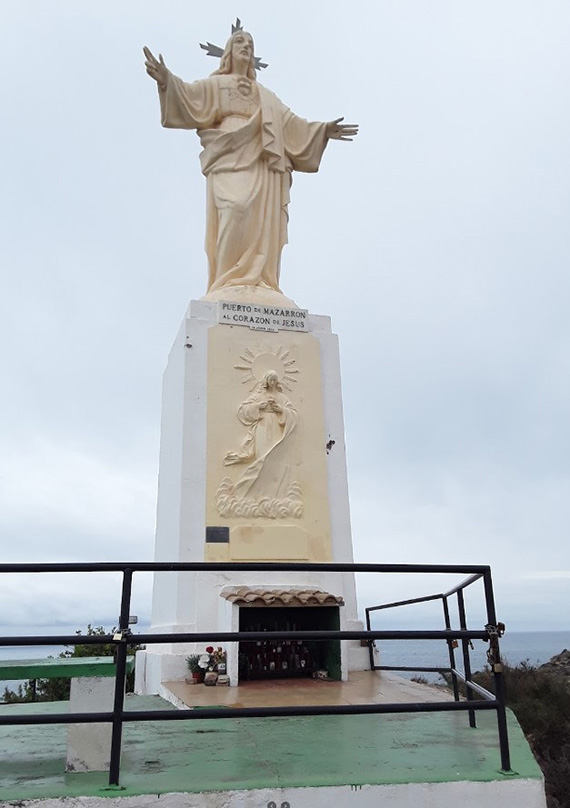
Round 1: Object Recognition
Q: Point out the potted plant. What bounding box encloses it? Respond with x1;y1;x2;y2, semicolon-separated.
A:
186;654;204;683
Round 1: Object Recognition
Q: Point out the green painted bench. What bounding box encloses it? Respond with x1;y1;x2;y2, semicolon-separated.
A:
0;655;135;772
0;655;134;681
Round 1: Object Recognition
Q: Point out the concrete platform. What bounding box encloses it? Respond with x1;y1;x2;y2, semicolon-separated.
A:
0;678;546;807
163;669;455;709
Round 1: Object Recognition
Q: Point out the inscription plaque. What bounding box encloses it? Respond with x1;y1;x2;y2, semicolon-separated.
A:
205;526;230;544
217;302;309;333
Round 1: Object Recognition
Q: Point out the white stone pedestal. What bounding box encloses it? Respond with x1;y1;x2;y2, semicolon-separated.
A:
66;677;115;773
136;300;369;697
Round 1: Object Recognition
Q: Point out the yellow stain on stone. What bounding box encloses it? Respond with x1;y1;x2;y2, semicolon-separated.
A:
230;524;309;560
204;543;230;561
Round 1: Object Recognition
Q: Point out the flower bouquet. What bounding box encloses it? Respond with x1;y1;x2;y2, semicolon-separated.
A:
199;645;227;673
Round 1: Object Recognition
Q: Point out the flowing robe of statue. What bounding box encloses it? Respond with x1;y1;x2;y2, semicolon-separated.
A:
224;385;298;500
158;73;329;294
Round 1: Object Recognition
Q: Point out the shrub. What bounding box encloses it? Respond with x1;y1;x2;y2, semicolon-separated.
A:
410;675;429;685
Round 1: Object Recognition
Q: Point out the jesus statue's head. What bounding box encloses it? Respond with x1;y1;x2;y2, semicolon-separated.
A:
213;30;256;80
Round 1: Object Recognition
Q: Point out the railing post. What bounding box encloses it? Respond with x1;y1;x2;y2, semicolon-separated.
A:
442;597;459;701
365;609;376;670
482;570;511;772
456;589;476;728
108;568;133;787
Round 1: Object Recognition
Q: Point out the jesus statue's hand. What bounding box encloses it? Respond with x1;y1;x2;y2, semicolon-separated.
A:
143;46;169;91
326;117;359;141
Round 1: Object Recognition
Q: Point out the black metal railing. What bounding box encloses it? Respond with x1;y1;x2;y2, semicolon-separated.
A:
0;562;510;787
366;567;509;765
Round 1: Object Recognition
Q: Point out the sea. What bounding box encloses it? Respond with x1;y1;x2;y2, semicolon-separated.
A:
376;630;570;682
0;627;569;693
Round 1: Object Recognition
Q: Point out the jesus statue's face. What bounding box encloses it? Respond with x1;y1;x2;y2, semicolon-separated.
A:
230;32;254;73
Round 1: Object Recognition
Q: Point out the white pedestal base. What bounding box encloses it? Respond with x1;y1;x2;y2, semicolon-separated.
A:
140;301;370;695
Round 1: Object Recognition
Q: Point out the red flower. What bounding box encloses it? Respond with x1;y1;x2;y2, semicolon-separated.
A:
205;646;214;653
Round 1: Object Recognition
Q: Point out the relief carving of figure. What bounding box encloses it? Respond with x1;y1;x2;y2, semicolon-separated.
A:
217;370;302;518
143;23;358;301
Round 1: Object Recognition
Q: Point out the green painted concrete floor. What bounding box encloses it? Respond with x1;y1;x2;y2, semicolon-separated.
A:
0;695;542;801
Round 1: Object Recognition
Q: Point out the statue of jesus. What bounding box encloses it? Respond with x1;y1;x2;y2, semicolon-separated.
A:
144;26;358;304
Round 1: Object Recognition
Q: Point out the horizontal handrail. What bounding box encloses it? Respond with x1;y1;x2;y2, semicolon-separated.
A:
0;561;492;574
443;573;485;598
452;669;496;701
366;572;486;618
366;593;444;612
0;699;499;726
376;666;453;673
0;629;491;646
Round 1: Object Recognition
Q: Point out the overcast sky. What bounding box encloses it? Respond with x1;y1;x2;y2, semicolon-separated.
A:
1;1;569;635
